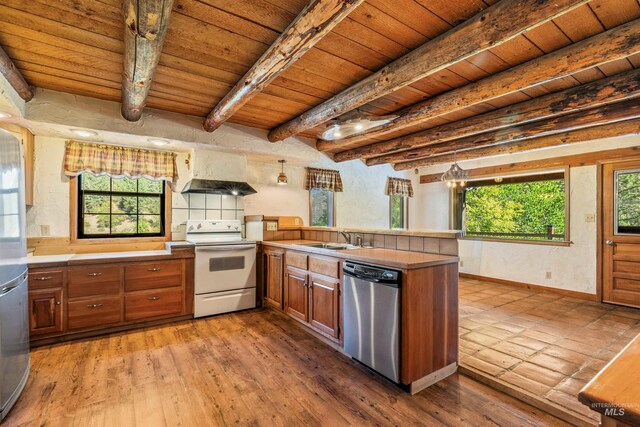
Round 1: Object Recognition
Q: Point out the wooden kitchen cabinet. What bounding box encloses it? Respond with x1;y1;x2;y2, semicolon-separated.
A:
264;248;284;309
263;244;342;342
309;274;339;339
284;267;308;321
28;288;63;336
27;247;194;345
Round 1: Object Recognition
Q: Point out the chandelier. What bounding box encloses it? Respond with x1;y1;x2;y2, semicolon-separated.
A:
441;157;468;188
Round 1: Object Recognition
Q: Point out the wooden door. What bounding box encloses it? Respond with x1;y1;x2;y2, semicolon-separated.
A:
309;274;339;339
265;250;284;309
29;288;63;336
284;267;308;322
603;161;640;308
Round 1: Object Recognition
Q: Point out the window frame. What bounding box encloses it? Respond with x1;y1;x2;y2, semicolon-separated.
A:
308;188;336;228
389;194;409;230
456;168;571;246
70;175;172;243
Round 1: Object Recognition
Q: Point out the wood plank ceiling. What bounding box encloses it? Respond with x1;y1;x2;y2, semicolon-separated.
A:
1;0;639;169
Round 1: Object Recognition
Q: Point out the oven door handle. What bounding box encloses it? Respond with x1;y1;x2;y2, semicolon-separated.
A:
196;245;256;251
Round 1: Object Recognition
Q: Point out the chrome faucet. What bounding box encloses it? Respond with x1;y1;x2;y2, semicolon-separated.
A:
339;231;351;244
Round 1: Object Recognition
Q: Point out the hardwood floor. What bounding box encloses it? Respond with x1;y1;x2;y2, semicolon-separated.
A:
459;277;640;425
6;308;565;427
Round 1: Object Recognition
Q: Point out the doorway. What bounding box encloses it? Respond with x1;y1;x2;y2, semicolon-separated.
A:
601;160;640;308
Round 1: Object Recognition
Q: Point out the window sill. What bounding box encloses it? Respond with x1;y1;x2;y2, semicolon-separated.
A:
459;236;572;247
70;236;170;245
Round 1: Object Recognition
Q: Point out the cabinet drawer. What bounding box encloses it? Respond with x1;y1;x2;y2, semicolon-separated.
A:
125;287;183;321
67;296;122;330
286;251;308;270
29;270;64;290
125;260;183;291
68;266;121;298
309;255;340;279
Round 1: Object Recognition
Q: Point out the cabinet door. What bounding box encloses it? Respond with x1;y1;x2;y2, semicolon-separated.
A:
309;274;339;338
265;251;284;309
29;288;63;336
284;267;308;322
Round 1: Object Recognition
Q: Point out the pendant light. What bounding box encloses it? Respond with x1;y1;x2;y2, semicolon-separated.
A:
441;152;468;188
277;159;288;185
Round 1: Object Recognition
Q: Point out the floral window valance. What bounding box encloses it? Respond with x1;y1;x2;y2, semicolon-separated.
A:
386;177;414;198
63;140;178;183
304;167;343;192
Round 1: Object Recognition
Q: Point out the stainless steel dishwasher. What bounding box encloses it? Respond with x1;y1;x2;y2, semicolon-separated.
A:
343;261;401;383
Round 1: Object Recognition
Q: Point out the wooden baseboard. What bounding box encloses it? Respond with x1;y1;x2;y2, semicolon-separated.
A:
459;273;598;301
459;365;597;427
409;362;457;394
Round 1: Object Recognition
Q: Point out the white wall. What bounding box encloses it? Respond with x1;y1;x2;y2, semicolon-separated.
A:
26;136;413;238
245;159;412;229
414;134;640;295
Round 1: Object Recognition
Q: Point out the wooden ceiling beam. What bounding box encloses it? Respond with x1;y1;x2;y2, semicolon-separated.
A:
333;69;640;163
202;0;364;133
266;0;590;142
0;46;33;101
319;19;640;152
417;134;640;183
388;100;640;169
121;0;174;122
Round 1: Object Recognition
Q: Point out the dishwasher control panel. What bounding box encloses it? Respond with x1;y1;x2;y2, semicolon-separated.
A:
343;261;400;285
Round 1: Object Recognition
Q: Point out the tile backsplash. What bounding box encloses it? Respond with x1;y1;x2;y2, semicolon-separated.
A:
171;193;245;240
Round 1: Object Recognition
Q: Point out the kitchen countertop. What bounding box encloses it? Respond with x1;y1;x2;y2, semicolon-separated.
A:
279;227;460;239
28;242;195;267
262;240;458;270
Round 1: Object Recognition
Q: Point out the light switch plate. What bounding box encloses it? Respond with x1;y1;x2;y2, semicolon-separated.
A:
40;224;50;236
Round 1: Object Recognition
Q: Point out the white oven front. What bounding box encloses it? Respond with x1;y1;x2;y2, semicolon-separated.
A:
194;244;257;294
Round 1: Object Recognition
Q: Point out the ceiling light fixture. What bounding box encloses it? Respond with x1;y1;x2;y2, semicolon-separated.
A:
148;138;170;146
277;159;288;185
0;112;12;119
441;152;468;188
318;113;398;141
70;129;98;137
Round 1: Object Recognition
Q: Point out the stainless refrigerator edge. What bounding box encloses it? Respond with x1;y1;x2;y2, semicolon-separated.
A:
0;130;30;421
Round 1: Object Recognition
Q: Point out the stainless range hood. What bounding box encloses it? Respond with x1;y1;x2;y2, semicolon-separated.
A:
181;179;257;196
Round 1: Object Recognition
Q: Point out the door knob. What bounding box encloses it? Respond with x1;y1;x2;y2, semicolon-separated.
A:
606;240;616;246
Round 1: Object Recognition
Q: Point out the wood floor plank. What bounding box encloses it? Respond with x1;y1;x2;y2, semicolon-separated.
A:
4;309;568;427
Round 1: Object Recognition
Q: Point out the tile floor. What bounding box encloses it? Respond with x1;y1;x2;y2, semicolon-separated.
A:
459;277;640;424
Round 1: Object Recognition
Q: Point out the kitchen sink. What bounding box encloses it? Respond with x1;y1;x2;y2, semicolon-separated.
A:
295;242;363;250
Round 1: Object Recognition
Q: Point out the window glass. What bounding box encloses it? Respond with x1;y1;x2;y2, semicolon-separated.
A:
461;174;566;241
616;170;640;235
390;195;408;229
78;173;165;238
310;188;334;227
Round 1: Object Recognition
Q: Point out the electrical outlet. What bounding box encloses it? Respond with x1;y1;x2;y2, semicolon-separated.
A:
585;213;596;223
40;224;50;236
172;224;183;232
459;260;464;267
545;271;552;279
266;222;278;231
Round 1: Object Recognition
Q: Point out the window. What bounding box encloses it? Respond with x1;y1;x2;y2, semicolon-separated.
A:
455;172;568;242
390;195;408;229
77;173;166;238
0;166;20;241
615;169;640;235
310;188;335;227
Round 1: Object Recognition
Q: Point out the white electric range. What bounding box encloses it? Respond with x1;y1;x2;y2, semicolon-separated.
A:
186;220;257;318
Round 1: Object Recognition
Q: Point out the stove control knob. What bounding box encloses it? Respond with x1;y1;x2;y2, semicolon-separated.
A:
235;227;239;231
188;226;193;232
227;225;231;229
197;224;203;229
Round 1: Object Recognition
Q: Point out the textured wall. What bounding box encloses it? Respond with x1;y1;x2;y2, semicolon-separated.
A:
413;134;640;295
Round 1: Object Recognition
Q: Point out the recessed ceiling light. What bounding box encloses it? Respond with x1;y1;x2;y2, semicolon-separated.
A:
148;138;170;146
0;112;12;119
70;129;98;137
